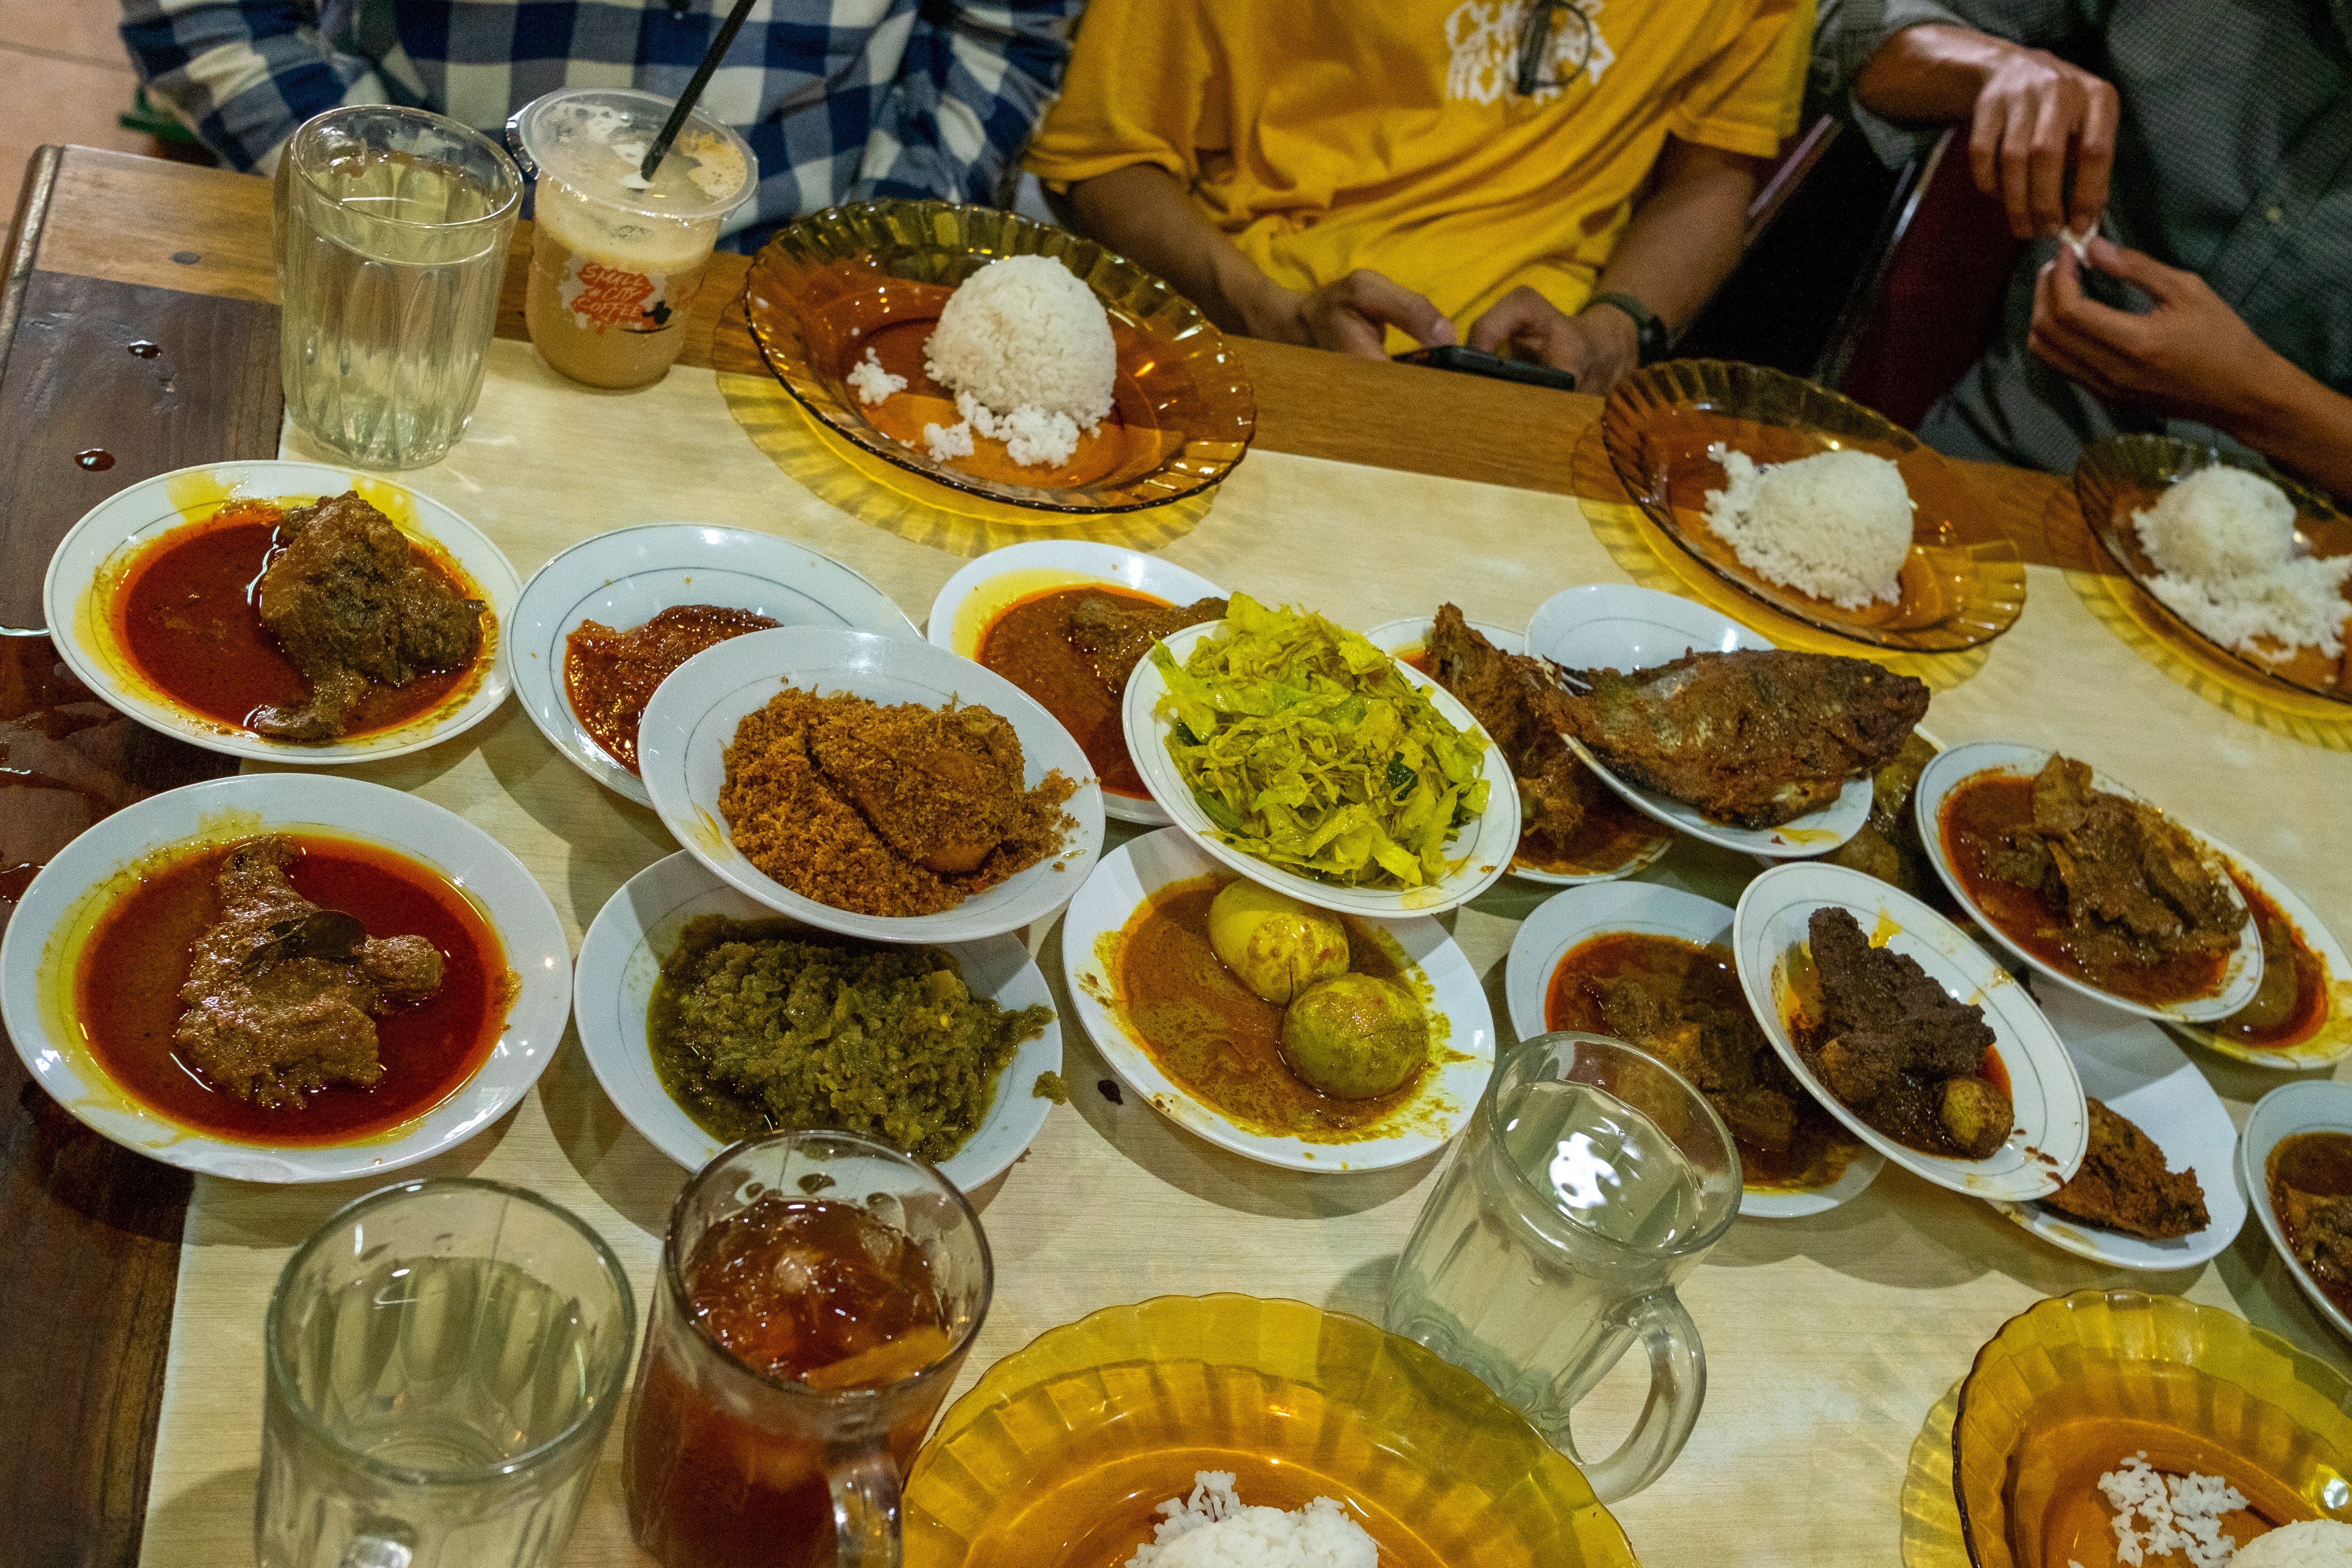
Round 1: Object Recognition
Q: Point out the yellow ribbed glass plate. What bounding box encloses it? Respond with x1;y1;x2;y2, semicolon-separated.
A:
904;1294;1638;1567
742;200;1255;514
2075;436;2352;705
1954;1290;2352;1568
1601;361;2026;653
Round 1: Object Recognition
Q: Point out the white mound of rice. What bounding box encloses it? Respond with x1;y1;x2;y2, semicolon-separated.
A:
1700;442;1913;609
922;254;1116;468
2231;1520;2352;1568
2133;466;2352;662
846;346;905;406
1124;1473;1378;1568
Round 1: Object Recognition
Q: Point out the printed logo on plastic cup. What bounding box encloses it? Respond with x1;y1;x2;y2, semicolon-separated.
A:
561;257;677;335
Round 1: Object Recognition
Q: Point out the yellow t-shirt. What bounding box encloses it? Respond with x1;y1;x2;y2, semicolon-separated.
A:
1027;0;1812;333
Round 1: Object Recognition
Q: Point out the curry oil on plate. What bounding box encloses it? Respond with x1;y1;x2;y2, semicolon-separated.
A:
1122;620;1520;919
43;461;520;764
1504;880;1881;1218
508;522;918;808
0;773;570;1183
1732;861;2088;1203
1061;828;1494;1172
1915;742;2265;1025
2172;840;2352;1069
1362;614;1673;887
574;852;1060;1194
928;539;1228;827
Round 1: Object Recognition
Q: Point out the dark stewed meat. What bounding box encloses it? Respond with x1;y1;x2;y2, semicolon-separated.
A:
2042;1098;2209;1240
250;492;483;741
173;835;445;1107
1064;594;1227;700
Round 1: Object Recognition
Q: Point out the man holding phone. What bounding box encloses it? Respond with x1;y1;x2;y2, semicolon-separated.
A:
1025;0;1812;396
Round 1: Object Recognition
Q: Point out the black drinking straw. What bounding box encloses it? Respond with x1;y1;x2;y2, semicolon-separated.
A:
639;0;759;185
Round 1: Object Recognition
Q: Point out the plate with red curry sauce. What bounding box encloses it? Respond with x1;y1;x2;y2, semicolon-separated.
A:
0;773;570;1183
1915;742;2266;1026
510;522;919;807
43;462;519;763
927;540;1229;826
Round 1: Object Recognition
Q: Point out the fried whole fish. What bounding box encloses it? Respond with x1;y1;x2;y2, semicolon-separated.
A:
1551;649;1930;828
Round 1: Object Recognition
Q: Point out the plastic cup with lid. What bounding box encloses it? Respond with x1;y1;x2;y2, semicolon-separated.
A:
507;88;757;390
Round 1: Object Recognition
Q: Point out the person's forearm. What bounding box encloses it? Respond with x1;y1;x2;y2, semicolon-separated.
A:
1593;138;1763;332
1853;23;2015;123
1062;165;1299;340
2234;366;2352;501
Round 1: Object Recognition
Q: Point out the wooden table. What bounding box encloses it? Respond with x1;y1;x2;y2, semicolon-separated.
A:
0;144;2341;1568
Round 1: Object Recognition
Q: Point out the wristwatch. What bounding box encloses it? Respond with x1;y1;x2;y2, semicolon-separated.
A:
1584;291;1669;365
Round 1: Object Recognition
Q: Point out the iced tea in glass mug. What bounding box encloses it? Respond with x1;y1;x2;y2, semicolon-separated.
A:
1383;1031;1741;1502
626;1129;993;1568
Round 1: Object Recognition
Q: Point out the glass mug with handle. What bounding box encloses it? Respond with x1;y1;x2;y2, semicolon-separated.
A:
1383;1031;1741;1501
274;105;522;469
255;1177;638;1568
626;1128;994;1568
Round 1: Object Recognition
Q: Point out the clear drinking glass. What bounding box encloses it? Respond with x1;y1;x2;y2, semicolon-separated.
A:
1383;1031;1742;1502
255;1178;637;1568
625;1130;994;1568
274;106;522;469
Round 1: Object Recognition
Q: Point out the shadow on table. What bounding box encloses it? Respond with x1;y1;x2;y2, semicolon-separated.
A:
142;1462;261;1563
185;1108;516;1250
539;1026;682;1240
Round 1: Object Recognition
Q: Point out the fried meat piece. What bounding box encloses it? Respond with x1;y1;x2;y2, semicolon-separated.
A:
173;836;443;1109
810;702;1029;875
251;492;484;741
1065;595;1227;700
2281;1186;2352;1286
1808;907;1994;1080
1426;604;1621;860
2042;1099;2209;1239
1585;971;1799;1153
1552;650;1930;829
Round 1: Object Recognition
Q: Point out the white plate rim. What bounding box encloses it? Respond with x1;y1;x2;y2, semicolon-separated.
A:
0;773;570;1183
1119;618;1520;918
1913;741;2264;1023
1060;826;1495;1172
506;521;918;807
638;625;1105;943
1732;860;2089;1201
2170;836;2351;1068
1985;985;2246;1271
2241;1080;2352;1342
573;850;1059;1191
42;461;519;764
1502;880;1883;1217
923;540;1229;829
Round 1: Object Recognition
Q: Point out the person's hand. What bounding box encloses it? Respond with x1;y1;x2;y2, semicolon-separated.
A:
1467;286;1639;394
1968;43;2117;238
2028;238;2282;427
1247;269;1457;359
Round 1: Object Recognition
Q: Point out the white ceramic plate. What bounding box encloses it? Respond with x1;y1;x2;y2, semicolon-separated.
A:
43;461;519;763
508;523;918;807
1061;827;1495;1172
574;851;1059;1192
1121;620;1520;918
1732;861;2088;1202
1914;741;2263;1024
1503;880;1883;1218
0;774;569;1183
638;626;1105;944
1367;613;1676;889
2174;839;2352;1069
1523;583;1872;858
926;540;1229;830
2242;1080;2352;1342
1988;985;2245;1271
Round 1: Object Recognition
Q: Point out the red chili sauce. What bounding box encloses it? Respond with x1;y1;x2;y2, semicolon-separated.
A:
75;834;508;1143
113;504;476;738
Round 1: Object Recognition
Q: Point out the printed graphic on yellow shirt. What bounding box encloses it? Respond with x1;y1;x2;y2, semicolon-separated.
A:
1444;0;1616;103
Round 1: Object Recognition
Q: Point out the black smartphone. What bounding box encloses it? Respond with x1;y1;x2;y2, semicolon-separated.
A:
1393;344;1577;392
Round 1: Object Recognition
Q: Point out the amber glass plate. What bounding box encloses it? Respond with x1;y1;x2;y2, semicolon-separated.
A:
904;1294;1635;1568
2075;435;2352;704
1601;361;2026;652
1954;1289;2352;1568
742;200;1256;514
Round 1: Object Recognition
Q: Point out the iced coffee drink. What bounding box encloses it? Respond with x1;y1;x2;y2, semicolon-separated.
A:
508;89;756;390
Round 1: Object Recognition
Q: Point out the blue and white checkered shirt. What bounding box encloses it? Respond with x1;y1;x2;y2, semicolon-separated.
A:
119;0;1078;250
